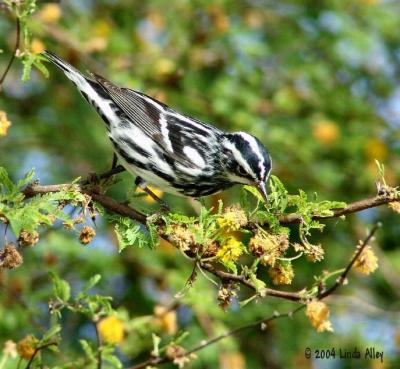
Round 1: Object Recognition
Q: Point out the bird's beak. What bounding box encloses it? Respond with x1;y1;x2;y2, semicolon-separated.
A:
257;181;268;203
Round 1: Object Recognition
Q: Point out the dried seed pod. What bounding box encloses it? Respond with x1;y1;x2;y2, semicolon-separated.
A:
18;230;39;247
0;244;23;269
79;226;96;245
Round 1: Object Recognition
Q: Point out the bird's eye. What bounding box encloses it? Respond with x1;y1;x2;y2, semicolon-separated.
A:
237;166;247;177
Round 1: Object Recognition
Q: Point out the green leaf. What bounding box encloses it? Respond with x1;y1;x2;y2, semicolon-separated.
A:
21;53;36;81
34;58;49;78
222;260;237;274
110;215;152;251
82;274;102;294
152;334;161;357
42;324;62;342
0;167;14;193
51;272;71;302
243;185;264;202
79;339;97;363
102;351;123;369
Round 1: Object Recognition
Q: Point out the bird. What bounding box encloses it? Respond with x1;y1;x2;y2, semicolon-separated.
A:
42;50;272;206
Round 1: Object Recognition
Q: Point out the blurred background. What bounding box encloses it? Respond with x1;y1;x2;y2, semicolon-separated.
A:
0;0;399;368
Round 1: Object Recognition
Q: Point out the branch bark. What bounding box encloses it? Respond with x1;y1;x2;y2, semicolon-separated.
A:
278;196;395;224
20;172;397;301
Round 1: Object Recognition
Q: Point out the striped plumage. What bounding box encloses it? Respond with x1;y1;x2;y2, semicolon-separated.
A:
43;51;272;201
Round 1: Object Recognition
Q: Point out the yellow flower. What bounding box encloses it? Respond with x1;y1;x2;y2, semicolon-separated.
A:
97;316;124;345
31;38;45;54
17;335;38;360
248;231;289;266
207;5;230;33
153;58;176;79
137;186;163;204
217;237;244;264
93;20;112;38
313;120;340;145
0;111;11;136
169;225;194;251
306;300;333;333
268;261;294;285
353;245;378;275
154;305;177;335
84;37;108;53
217;205;247;231
365;138;387;162
37;4;62;24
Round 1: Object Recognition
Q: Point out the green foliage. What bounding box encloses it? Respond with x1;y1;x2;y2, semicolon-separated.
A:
21;53;49;81
0;167;85;235
109;215;156;251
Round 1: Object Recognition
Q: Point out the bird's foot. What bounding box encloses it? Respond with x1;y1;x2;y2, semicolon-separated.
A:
146;202;170;223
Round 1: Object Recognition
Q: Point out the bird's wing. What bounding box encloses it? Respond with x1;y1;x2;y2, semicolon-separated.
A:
92;73;207;169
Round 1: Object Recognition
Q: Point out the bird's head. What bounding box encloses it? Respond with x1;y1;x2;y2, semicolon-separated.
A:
222;132;272;202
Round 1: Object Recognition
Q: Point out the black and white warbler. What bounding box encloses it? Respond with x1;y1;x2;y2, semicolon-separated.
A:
43;51;272;202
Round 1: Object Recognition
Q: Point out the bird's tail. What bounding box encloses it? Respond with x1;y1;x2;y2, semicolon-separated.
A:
42;50;91;89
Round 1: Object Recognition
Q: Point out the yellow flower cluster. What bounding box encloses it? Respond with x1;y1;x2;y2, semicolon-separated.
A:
169;225;195;251
268;261;294;285
31;39;45;54
17;335;38;360
248;231;288;266
154;305;177;335
217;205;248;231
353;245;378;275
97;316;124;345
0;111;11;136
305;243;325;262
217;237;245;264
305;300;333;333
37;4;62;24
313;119;340;145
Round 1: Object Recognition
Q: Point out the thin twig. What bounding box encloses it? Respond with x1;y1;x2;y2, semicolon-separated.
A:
318;222;381;299
278;197;396;224
0;16;20;89
93;321;103;369
25;342;57;369
126;224;381;369
127;305;306;369
200;262;302;301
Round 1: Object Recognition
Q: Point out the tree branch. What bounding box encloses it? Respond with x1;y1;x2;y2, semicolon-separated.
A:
126;224;381;369
0;13;20;90
200;262;302;301
318;222;381;299
19;169;396;302
278;196;396;224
